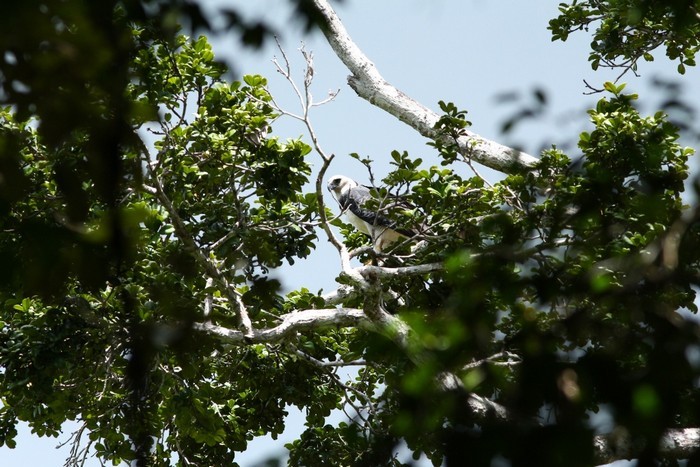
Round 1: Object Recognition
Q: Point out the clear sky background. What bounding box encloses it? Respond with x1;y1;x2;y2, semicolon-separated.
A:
3;0;700;465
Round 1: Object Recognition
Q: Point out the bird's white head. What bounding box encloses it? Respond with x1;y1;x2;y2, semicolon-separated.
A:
327;175;357;200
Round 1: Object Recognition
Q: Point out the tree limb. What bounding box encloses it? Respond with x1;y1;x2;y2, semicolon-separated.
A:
193;305;700;465
321;284;357;305
356;262;443;279
193;307;369;344
309;0;537;173
592;428;700;465
194;304;513;422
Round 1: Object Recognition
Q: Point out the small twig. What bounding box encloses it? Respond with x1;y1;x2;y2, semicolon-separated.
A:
209;228;240;252
295;349;377;419
311;89;340;107
583;79;605;95
61;421;93;467
464;155;494;188
272;36;306;112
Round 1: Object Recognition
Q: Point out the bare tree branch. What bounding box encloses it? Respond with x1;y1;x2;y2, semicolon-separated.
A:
267;40;355;272
193;307;369;344
309;0;537;173
356;262;444;280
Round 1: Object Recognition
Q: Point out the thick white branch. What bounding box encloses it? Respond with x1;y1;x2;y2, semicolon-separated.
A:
356;262;443;279
321;284;356;305
310;0;538;173
193;308;369;344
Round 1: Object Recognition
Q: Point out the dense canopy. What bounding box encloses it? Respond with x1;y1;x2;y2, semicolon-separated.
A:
1;1;700;466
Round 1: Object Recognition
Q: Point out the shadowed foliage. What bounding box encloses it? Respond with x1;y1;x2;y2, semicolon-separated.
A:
0;1;700;466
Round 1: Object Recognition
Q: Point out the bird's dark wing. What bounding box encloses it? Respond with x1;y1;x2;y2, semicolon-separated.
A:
339;185;416;237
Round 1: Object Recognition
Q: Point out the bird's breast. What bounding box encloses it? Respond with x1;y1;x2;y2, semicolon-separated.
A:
344;210;372;236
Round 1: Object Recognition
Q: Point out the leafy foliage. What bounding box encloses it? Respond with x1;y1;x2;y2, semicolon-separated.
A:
0;2;700;467
0;16;322;466
550;0;700;74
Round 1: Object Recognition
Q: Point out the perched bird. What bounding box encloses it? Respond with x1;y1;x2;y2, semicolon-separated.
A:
327;175;416;252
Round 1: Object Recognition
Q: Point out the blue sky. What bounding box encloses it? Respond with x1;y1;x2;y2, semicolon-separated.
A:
3;1;700;465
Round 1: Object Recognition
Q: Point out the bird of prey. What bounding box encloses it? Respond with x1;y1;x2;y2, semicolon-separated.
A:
327;175;416;252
